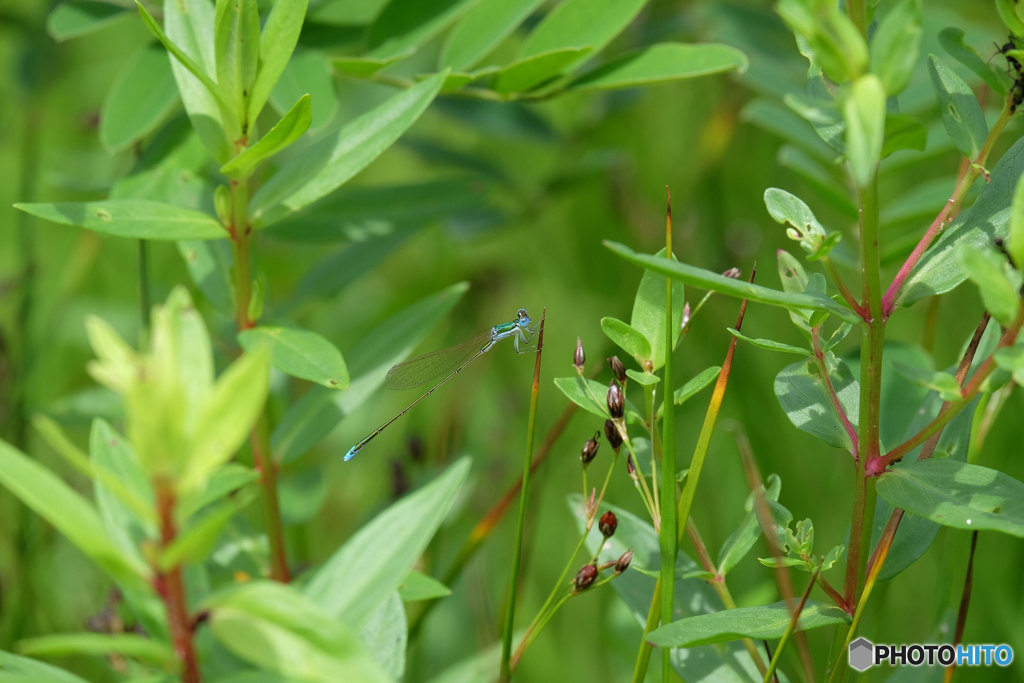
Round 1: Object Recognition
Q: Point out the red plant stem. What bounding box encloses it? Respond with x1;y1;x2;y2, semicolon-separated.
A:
811;327;858;457
945;532;979;683
823;257;867;319
155;482;200;683
250;416;290;582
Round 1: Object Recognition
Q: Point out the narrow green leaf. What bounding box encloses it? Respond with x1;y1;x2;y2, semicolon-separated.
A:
214;0;247;116
398;570;451;602
881;112;928;158
304;458;471;626
1009;172;1024;272
843;74;886;187
270;49;337;131
900;136;1024;305
16;633;174;666
890;361;963;402
728;328;810;356
869;0;922;96
626;369;660;386
605;241;859;322
494;47;592;93
717;480;790;575
160;0;232;162
248;0;308;123
100;46;178;152
878;459;1024;537
361;592;407;680
0;439;150;590
928;53;988;159
206;581;390;682
239;324;348;389
177;463;259;520
774;357;858;450
994;346;1024;386
14;200;225;240
776;0;867;82
672;366;721;406
0;650;90;682
251;71;446;227
630;248;685;371
440;0;545;71
334;53;410;77
569;43;747;92
47;1;127;41
159;494;252;570
180;347;270;494
601;317;651;362
519;0;647;74
648;601;850;647
939;28;1007;96
178;240;234;313
221;94;312;178
959;245;1022;327
367;0;477;60
90;420;154;555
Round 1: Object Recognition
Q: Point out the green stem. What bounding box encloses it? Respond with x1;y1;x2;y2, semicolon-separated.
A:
500;313;545;680
632;578;661;682
154;480;200;683
845;175;882;607
659;204;677;682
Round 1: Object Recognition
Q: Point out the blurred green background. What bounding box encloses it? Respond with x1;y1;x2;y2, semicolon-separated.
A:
2;1;1023;680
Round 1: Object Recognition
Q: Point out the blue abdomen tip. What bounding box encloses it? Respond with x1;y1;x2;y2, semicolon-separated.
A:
343;446;359;461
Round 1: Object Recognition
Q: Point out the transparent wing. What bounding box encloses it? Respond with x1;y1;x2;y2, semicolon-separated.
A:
384;330;494;390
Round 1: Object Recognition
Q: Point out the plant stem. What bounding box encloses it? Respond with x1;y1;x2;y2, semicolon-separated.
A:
154;481;200;683
822;257;866;319
845;175;882;607
230;177;254;332
945;531;978;683
632;578;661;682
811;327;858;456
500;311;545;680
250;414;290;582
659;194;677;682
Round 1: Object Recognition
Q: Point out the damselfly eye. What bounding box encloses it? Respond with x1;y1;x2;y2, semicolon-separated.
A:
517;308;528;320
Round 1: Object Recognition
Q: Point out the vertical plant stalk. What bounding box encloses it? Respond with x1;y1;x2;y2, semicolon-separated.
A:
154;481;200;683
227;176;289;582
500;310;545;681
846;175;882;607
763;565;820;683
811;327;858;456
138;240;152;336
659;191;677;682
944;531;979;683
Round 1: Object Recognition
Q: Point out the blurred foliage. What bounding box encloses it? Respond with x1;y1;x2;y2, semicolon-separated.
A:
1;0;1023;681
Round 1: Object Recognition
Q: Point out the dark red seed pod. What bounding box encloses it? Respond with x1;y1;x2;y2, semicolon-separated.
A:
615;549;633;574
608;356;626;384
574;564;598;592
599;510;618;538
574;337;586;373
607;380;624;419
604;419;622;450
580;431;600;467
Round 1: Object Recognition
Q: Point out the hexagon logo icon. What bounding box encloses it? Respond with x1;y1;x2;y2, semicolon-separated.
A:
849;637;874;672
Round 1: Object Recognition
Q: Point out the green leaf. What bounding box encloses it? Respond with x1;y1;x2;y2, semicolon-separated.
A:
569;43;747;92
601;317;651;362
671;366;721;406
178;240;234;313
361;592;407;680
764;188;839;260
877;459;1024;537
250;71;446;227
178;463;259;520
774;356;858;450
900;136;1024;305
648;600;850;648
222;94;312;178
304;458;471;626
869;0;922;96
334;53;410;78
0;650;90;682
630;248;685;371
728;328;810;356
928;53;988;159
776;0;866;83
16;633;174;666
180;347;270;494
100;46;177;152
519;0;648;73
626;369;660;386
0;439;150;591
205;581;389;682
148;0;232;161
270;49;337;131
843;74;886;187
47;1;128;41
494;47;592;94
367;0;477;60
891;362;963;402
938;28;1007;96
248;0;308;124
1009;172;1024;273
160;493;252;570
717;478;790;575
553;376;610;419
214;0;260;119
881;112;927;158
440;0;545;71
89;420;155;553
398;570;451;602
238;324;348;389
14;200;225;240
605;241;859;322
994;346;1024;386
959;245;1022;327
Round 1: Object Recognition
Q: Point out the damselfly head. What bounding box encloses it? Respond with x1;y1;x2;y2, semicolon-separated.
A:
516;308;530;326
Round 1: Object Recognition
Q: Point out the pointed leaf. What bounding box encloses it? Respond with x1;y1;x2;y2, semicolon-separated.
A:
494;47;592;93
14;200;224;240
519;0;647;74
222;94;312;178
100;45;178;152
248;0;308;123
928;53;988;159
569;43;747;92
48;1;128;41
648;600;850;647
630;248;685;371
938;28;1007;96
869;0;922;96
367;0;477;60
728;328;810;356
774;356;858;450
398;570;451;602
843;74;886;187
601;317;651;362
17;633;174;666
440;0;545;71
238;324;348;389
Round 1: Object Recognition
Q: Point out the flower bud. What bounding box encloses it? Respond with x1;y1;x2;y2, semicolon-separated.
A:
626;454;637;479
608;355;626;384
681;301;691;333
614;549;633;574
604;419;622;451
722;267;742;279
580;431;600;467
607;380;624;419
574;564;598;592
599;510;618;538
574;337;586;374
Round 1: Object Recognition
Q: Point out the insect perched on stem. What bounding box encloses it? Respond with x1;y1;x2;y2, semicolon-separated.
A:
343;308;538;461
